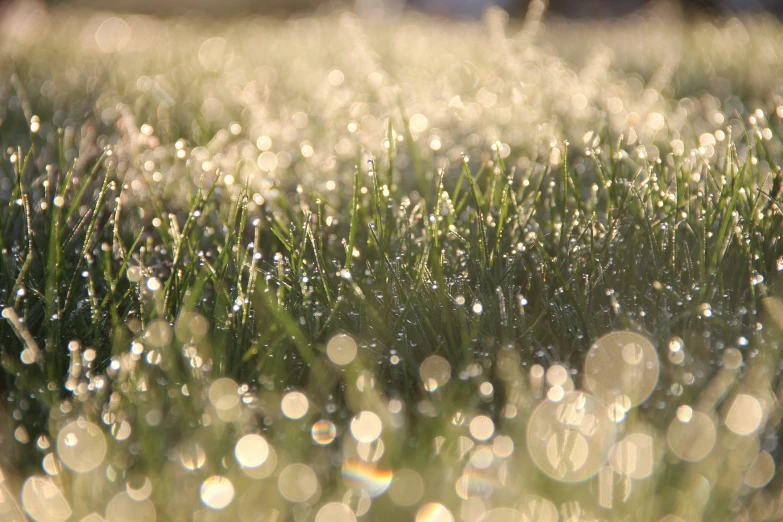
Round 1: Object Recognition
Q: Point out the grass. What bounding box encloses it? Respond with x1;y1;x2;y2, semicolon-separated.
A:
1;3;783;521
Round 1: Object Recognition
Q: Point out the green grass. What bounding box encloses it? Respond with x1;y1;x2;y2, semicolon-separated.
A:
1;4;783;522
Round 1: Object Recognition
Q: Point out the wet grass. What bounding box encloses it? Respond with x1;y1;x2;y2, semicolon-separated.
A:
1;4;783;522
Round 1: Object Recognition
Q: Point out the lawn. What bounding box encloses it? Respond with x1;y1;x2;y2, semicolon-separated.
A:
1;3;783;521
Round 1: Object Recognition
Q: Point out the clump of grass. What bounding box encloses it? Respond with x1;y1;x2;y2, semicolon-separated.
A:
1;5;783;522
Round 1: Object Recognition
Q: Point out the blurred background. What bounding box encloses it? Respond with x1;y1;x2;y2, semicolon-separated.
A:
1;0;782;18
412;0;783;18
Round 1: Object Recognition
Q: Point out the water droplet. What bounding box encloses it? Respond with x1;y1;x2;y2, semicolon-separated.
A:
341;460;393;497
745;451;775;488
56;419;106;473
725;394;763;436
179;444;206;471
126;477;152;501
667;409;716;462
311;420;337;445
208;378;240;411
281;391;309;420
21;476;71;522
416;503;454;522
350;411;382;443
200;476;234;510
545;365;568;386
277;464;317;503
584;331;660;407
469;415;494;441
420;356;451;392
609;432;656;479
316;502;356;522
327;334;358;366
235;434;270;468
527;391;616;482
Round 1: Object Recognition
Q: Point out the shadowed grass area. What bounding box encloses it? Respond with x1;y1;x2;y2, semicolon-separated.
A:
1;5;783;522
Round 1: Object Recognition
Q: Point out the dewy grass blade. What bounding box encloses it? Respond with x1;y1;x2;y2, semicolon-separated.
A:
1;11;783;521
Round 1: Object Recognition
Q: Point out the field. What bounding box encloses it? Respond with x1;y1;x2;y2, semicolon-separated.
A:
2;3;783;521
